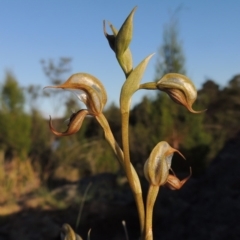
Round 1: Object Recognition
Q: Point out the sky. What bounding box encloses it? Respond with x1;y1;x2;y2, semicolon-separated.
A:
1;1;240;116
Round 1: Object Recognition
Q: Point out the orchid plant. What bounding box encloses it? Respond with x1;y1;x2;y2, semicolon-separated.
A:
46;7;203;240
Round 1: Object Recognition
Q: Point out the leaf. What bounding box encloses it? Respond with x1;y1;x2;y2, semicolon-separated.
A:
120;53;154;113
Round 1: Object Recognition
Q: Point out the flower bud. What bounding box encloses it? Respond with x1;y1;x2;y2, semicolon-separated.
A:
115;6;136;57
103;20;133;76
61;223;83;240
157;73;204;113
144;141;184;186
103;20;116;52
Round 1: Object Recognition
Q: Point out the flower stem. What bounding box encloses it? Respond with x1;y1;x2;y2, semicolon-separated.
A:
96;112;145;236
95;113;123;165
121;111;145;236
145;185;159;240
139;82;157;90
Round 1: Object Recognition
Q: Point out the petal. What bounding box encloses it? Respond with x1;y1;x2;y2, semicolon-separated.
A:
144;141;170;186
157;73;205;113
144;141;185;186
68;89;87;103
45;73;107;115
49;109;89;136
103;20;116;52
165;174;182;190
61;224;83;240
164;167;192;190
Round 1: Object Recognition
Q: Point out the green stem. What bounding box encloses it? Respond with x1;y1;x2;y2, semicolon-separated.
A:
139;82;157;90
95;113;123;164
145;185;159;240
121;112;134;187
135;191;145;237
96;112;145;236
121;111;145;236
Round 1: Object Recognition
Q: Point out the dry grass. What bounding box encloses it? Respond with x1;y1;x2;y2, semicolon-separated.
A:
0;154;40;213
0;158;39;202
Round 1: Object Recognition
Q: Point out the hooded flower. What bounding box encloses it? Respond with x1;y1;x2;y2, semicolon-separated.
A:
157;73;204;113
144;141;185;186
61;223;83;240
45;73;107;136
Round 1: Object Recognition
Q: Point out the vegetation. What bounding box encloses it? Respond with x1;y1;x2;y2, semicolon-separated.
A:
42;7;237;240
0;6;240;240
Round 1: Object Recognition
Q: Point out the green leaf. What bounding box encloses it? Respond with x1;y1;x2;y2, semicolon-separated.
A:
120;53;154;113
118;47;133;77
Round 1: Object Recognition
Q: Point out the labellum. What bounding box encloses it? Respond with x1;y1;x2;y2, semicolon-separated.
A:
49;109;89;136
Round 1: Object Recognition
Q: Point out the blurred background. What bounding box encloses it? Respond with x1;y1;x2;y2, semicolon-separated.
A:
0;1;240;239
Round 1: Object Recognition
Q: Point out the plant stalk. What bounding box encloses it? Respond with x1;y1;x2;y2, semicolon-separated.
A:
121;111;145;236
96;112;145;236
144;185;159;240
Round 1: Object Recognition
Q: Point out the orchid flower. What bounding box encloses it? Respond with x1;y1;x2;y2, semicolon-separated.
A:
144;141;185;186
156;73;204;113
60;224;83;240
45;73;107;136
144;141;188;240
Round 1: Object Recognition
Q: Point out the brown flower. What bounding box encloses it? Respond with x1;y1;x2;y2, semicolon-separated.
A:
45;73;107;136
49;109;88;136
157;73;204;113
144;141;185;186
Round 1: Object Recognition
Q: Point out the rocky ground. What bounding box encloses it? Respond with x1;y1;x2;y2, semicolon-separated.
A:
1;132;240;240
